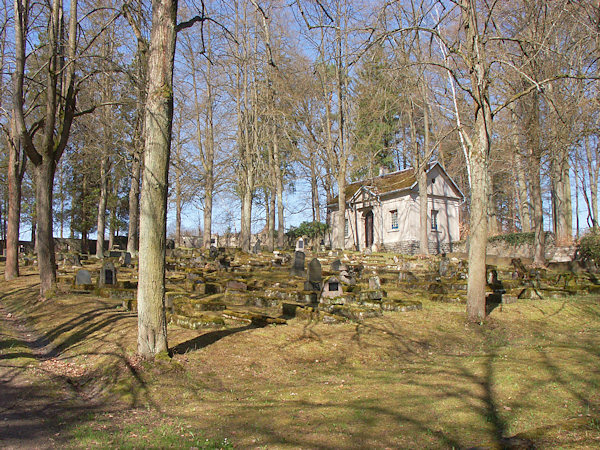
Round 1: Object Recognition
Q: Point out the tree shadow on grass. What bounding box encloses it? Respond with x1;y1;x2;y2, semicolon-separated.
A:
170;324;258;355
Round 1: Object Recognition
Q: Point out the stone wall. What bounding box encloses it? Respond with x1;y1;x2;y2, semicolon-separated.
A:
383;240;453;255
451;237;577;262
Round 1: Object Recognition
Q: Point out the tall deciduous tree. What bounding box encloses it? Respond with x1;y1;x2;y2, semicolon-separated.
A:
14;0;80;295
136;0;178;357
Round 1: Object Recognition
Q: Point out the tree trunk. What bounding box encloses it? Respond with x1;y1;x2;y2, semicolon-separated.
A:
202;38;215;249
240;185;252;252
419;96;430;255
137;0;177;358
463;0;492;322
513;149;531;233
5;117;26;280
274;133;284;249
267;188;275;252
175;166;182;247
310;155;320;223
127;153;141;255
467;140;489;322
510;109;531;233
551;154;572;244
418;165;428;254
487;171;499;236
587;137;599;230
108;203;116;250
203;178;213;248
95;155;109;258
35;159;57;294
525;90;545;265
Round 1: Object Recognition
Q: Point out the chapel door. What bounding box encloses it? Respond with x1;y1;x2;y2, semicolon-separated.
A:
365;210;374;248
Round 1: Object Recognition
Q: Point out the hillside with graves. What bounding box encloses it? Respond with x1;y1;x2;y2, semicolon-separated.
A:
52;239;600;332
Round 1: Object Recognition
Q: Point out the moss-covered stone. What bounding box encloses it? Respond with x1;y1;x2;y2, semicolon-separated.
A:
170;312;225;329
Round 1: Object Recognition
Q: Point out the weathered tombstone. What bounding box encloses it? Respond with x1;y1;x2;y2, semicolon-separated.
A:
209;246;218;259
295;237;305;253
331;259;342;272
398;271;418;282
75;269;92;286
119;252;132;267
290;251;306;276
321;276;344;298
99;262;117;286
66;253;82;267
218;255;231;270
304;258;322;291
339;269;356;286
368;276;381;290
226;280;247;291
439;253;450;277
252;239;261;254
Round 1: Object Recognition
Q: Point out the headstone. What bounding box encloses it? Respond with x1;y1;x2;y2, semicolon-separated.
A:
331;259;342;272
252;239;261;254
321;276;344;298
290;251;306;277
75;269;92;286
109;250;121;258
439;253;450;277
209;246;218;259
339;269;356;286
226;280;247;291
295;237;305;253
69;253;82;267
304;258;322;291
399;271;418;282
218;255;230;270
119;252;132;267
368;276;381;290
99;262;116;286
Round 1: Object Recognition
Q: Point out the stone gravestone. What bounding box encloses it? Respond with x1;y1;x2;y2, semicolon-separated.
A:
290;251;306;276
321;276;344;298
438;253;450;278
252;239;261;254
339;268;356;285
331;259;342;272
119;252;132;267
209;246;218;259
304;258;322;291
69;253;82;267
75;269;92;286
368;276;381;290
295;237;305;253
99;262;117;286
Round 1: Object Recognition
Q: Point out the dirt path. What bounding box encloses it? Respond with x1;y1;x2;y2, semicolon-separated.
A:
0;301;95;449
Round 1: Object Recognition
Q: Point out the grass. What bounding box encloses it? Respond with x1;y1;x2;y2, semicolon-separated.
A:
1;263;599;448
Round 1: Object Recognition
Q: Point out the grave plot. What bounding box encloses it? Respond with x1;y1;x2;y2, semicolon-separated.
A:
54;247;599;333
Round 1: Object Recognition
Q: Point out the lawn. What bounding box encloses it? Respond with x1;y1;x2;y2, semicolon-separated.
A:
1;264;599;448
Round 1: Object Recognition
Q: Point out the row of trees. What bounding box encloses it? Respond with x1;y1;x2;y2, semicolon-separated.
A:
1;0;599;355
